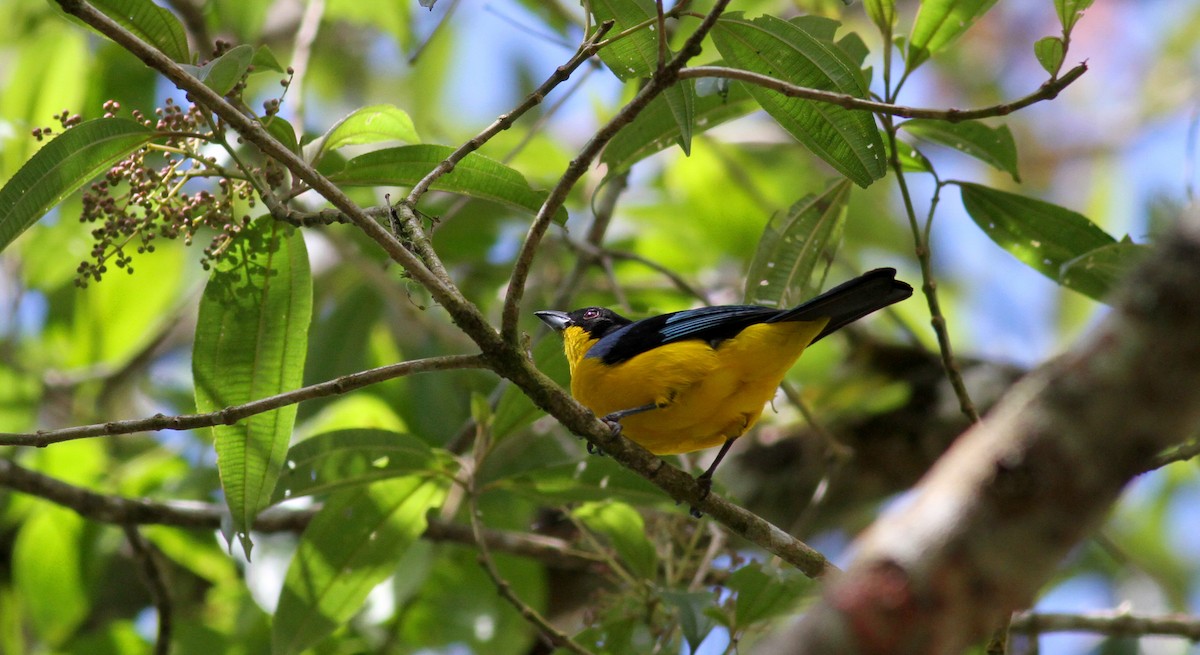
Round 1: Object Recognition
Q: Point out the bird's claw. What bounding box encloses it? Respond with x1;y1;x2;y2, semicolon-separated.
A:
600;415;624;437
683;475;714;518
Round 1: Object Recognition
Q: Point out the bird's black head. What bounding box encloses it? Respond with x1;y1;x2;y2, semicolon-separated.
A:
535;307;632;339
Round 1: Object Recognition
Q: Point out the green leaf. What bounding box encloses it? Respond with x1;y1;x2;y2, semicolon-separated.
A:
261;117;299;156
273;429;453;503
883;131;935;174
725;563;812;626
273;476;448;655
589;0;695;154
712;14;886;187
901;119;1020;182
329;145;568;224
863;0;897;34
1034;36;1065;77
0;118;156;254
90;0;190;62
12;506;90;645
662;590;717;654
252;45;286;73
589;0;658;81
959;183;1120;301
573;501;658;578
1056;0;1094;33
603;75;755;174
502;455;667;507
1059;241;1150;302
744;179;852;307
305;104;420;166
906;0;1000;72
182;44;255;96
194;219;312;556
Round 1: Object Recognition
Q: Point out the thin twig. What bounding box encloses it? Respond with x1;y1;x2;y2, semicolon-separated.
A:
678;63;1088;122
1011;609;1200;641
0;354;486;446
123;524;172;655
883;122;980;423
1147;438;1200;470
408;0;461;65
467;415;597;654
501;0;735;345
404;21;612;207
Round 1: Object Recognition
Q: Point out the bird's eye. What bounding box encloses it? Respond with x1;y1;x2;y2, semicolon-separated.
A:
583;308;600;319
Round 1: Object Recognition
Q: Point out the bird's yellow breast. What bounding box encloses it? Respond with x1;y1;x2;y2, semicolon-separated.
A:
561;319;828;455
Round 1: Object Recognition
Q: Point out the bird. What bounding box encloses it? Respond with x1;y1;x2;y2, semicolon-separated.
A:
535;268;913;513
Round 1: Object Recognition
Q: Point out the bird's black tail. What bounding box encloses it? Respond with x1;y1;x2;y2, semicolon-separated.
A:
769;268;913;342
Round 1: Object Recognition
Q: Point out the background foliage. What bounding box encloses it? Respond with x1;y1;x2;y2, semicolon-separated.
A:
1;0;1199;654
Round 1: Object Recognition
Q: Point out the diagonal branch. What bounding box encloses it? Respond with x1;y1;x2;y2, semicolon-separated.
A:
0;354;486;447
678;62;1088;122
500;0;735;345
1011;609;1200;642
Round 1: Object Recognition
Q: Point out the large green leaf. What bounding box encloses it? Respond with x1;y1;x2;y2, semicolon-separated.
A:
901;119;1020;182
573;501;658;578
744;179;851;307
273;429;454;502
304;104;420;166
329;145;568;224
272;476;448;655
959;183;1131;301
589;0;695;154
12;506;90;645
906;0;1000;71
603;75;755;174
1060;241;1150;302
194;219;312;556
90;0;190;63
0;118;156;253
724;563;812;626
712;14;886;187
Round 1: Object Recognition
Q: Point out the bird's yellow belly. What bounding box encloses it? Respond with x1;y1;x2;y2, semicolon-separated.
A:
570;321;826;455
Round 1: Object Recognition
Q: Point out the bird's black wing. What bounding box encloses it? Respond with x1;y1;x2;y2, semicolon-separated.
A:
588;305;779;365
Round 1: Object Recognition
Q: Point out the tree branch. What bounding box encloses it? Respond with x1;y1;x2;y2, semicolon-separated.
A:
1011;609;1200;642
0;354;486;446
678;62;1088;122
765;215;1200;653
0;456;604;570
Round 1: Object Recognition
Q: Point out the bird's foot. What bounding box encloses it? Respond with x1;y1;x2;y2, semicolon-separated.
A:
600;415;625;437
686;474;714;519
585;440;607;457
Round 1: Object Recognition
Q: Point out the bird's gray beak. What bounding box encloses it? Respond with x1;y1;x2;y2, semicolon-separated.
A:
535;310;571;331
